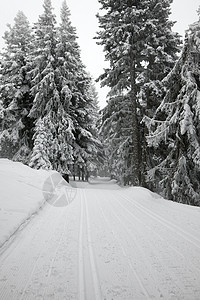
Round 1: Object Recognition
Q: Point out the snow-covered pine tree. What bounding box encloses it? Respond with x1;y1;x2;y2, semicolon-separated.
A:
100;94;133;184
140;0;181;84
72;74;103;181
29;117;52;170
138;0;181;184
57;0;82;89
146;11;200;205
96;0;150;185
30;0;102;176
28;0;58;170
29;0;74;173
83;80;104;176
0;11;33;163
49;0;76;174
96;0;181;186
57;0;103;180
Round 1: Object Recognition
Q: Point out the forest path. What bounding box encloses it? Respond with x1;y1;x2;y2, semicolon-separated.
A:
1;178;200;299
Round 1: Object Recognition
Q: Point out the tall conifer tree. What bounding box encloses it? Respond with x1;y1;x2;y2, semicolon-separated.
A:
29;0;75;173
146;12;200;205
57;0;102;179
29;0;58;169
29;0;102;176
96;0;181;185
100;94;134;184
0;11;33;162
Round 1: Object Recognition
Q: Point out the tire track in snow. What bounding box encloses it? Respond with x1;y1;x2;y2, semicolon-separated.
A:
83;190;102;300
98;199;150;299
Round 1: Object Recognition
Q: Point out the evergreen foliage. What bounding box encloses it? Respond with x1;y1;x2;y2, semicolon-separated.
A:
0;0;102;179
100;94;133;184
29;117;53;170
96;0;181;186
0;11;33;163
56;0;102;178
145;14;200;205
29;0;75;173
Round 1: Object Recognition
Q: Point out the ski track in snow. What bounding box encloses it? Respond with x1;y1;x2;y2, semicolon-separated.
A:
78;191;85;300
1;179;200;299
78;188;102;300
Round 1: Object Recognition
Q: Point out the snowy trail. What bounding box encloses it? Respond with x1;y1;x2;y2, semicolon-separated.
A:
1;180;200;299
77;190;102;300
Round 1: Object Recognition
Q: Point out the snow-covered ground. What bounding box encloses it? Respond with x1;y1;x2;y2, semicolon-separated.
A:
1;160;200;299
0;159;69;248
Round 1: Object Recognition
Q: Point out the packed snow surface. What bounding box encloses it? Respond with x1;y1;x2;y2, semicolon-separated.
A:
1;161;200;299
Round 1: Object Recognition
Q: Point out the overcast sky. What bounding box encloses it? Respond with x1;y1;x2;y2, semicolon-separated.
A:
0;0;199;108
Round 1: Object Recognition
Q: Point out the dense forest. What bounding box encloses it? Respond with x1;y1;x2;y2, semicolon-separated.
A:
0;0;200;205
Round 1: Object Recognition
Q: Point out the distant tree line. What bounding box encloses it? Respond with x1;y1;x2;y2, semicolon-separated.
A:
0;0;103;180
96;0;200;205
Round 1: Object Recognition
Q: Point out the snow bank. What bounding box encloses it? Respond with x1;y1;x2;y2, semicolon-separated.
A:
0;159;68;248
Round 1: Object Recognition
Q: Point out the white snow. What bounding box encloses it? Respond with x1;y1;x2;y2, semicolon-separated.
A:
1;160;200;299
0;159;69;248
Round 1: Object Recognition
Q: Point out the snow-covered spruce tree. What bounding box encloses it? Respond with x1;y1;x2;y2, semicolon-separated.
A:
146;14;200;205
57;0;103;180
83;80;104;177
0;11;33;163
138;0;181;184
96;0;180;185
30;0;102;176
29;0;57;170
71;74;103;181
96;0;148;185
100;94;134;184
29;117;52;170
29;0;74;173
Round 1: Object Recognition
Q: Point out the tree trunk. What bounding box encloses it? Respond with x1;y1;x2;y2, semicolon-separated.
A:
73;164;76;181
81;167;85;181
130;59;140;186
78;166;81;181
85;169;89;181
